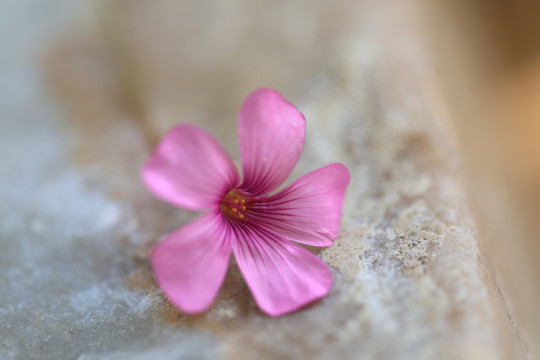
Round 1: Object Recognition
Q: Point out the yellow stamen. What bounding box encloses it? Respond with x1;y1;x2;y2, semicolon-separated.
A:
221;190;249;221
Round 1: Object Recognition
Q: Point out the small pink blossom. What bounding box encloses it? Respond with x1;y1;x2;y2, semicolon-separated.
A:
142;88;350;317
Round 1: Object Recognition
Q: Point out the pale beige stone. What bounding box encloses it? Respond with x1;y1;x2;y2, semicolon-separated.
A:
0;0;528;359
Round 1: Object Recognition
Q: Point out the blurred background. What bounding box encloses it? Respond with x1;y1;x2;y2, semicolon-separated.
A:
1;0;539;359
422;1;540;356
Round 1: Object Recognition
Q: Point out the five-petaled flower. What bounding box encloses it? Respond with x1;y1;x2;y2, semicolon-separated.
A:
142;88;350;317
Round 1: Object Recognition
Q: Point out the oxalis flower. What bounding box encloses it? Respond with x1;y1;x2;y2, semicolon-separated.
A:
142;88;350;317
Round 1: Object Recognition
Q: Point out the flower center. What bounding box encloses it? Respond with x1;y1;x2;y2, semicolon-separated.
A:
221;190;249;220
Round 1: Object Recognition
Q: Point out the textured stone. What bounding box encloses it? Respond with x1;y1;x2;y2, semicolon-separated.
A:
0;0;527;359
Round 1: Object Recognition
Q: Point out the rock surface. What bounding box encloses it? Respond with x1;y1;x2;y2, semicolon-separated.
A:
0;0;526;359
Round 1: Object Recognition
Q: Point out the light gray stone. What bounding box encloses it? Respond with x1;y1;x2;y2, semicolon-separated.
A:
0;0;527;359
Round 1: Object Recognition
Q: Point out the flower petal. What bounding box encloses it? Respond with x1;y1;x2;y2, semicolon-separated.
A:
248;163;350;247
238;88;306;196
151;212;232;314
142;124;239;210
232;223;332;317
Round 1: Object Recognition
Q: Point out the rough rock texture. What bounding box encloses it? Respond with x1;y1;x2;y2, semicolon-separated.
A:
0;0;527;359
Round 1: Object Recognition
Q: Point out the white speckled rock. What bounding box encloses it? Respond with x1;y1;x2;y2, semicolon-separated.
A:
0;0;526;359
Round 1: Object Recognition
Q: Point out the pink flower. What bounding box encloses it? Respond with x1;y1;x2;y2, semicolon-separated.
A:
142;88;350;317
